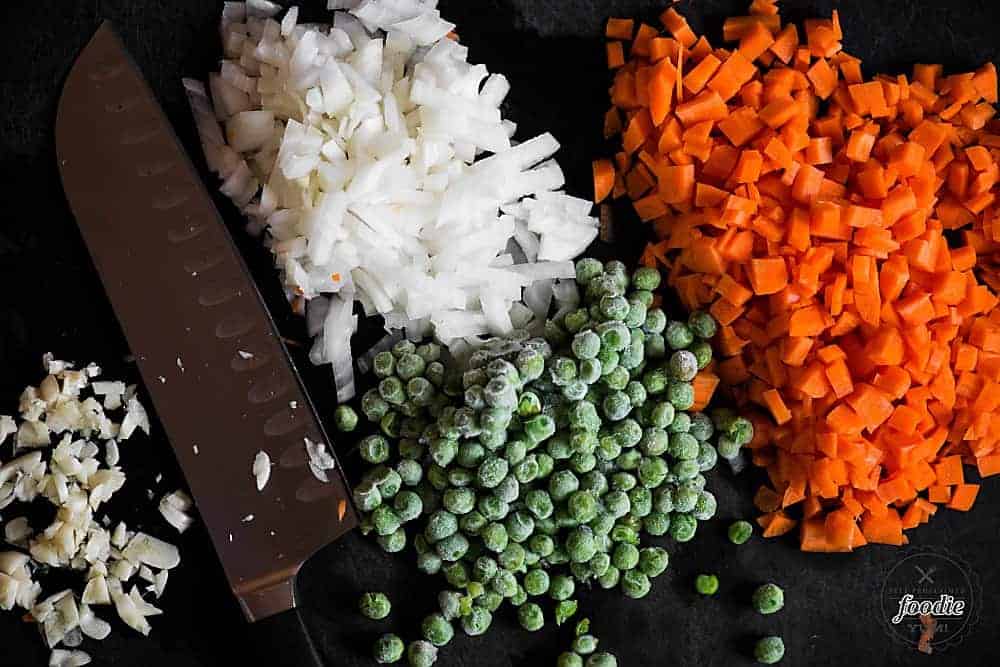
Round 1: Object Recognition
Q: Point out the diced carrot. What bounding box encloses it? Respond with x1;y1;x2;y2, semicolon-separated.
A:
593;159;615;203
606;18;635;41
946;484;980;511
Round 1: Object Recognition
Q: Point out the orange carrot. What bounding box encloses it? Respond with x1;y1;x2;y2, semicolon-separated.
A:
604;0;1000;551
593;159;615;203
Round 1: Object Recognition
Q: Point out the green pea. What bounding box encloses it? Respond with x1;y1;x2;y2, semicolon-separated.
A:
549;470;580;502
728;520;754;545
416;551;442;575
549;574;575;601
692;573;719;597
378;376;405;405
461;607;492;636
359;592;391;620
579;357;603;384
518;391;542;417
429;438;458;467
406;640;438;667
460;511;488;536
752;583;785;615
643;511;671;536
669;512;698;542
506;511;535;543
373;633;404;664
478;494;510;522
558;654;583;667
643;309;667;334
612;419;643;447
668;350;699;382
477;456;509;489
575;258;604;285
642;367;668;395
525;414;556;444
631;266;661;291
693;490;718;520
442;562;468;588
566;526;598;563
600;295;630;321
435;533;470;562
518;602;545;631
621;569;651;599
424;510;458;543
665;321;695;350
638;457;670;489
690;340;713;369
597;565;620;590
572;330;602;360
564;308;592;334
754;636;785;665
420;613;454;648
359;435;390;464
393;490;423;522
665;382;693;410
573;634;599;656
380;411;402;438
442;488;475;515
644;333;666;360
687;310;717;339
482;522;509;553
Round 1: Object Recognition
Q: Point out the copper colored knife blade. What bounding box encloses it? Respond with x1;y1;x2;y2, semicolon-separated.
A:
55;22;357;622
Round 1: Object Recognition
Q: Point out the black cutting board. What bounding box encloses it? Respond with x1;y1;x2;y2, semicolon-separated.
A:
0;1;998;665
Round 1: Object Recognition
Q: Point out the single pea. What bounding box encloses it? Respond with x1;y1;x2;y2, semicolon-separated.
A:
728;520;754;545
624;380;647;408
549;470;580;502
478;494;510;522
639;428;669;456
424;510;458;543
666;382;695;410
612;419;643;447
628;486;653;517
524;488;554;520
576;258;604;285
396;459;423;487
549;574;575;601
597;564;621;590
557;653;584;667
510;584;528;607
693;491;718;521
373;351;395;378
572;330;602;360
603;366;630;392
374;633;404;664
360;435;390;464
359;592;391;620
495;474;520;504
525;414;556;444
568;490;600;524
554;599;579;625
377;528;406;553
406;640;438;667
438;590;463;620
360;389;390;422
425;361;446;388
596;348;620;375
690;340;713;369
642;367;668;395
612;542;640;571
391;339;416;358
621;569;651;599
434;533;470;562
643;511;671;536
528;534;555;558
752;583;785;615
394;490;424;522
625;300;647;328
668;411;691;433
632;266;661;291
461;607;492;636
638;457;670;489
600;295;630;321
421;613;454;647
688;310;718;339
399;438;425;460
378;376;405;405
506;511;535;543
517;602;545;631
477;456;509;489
564;308;591;334
664;321;695;350
604;490;631;519
578;357;603;384
598;322;630;351
726;416;755;446
353;480;382;512
586;652;618;667
644;333;666;360
673;485;699;513
482;522;510;553
669;513;698;542
516;349;546;382
372;506;402;537
442;562;469;589
643;309;667;335
696;442;719;472
429;438;458;467
695;574;719;596
669;432;700;460
566;526;598;563
518;391;542;417
602;392;631;421
668;350;699;382
754;636;785;665
716;434;742;460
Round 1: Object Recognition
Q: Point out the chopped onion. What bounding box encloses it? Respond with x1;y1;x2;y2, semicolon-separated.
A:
186;1;599;400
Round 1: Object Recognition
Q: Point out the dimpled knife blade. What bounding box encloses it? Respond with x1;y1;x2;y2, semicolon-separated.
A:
55;22;357;622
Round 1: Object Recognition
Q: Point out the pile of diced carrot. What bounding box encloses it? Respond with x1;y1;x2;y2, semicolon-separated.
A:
595;0;1000;551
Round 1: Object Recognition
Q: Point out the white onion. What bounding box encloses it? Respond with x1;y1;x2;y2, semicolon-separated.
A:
187;1;599;400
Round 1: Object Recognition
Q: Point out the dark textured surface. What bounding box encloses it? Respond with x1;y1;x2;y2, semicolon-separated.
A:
0;1;998;665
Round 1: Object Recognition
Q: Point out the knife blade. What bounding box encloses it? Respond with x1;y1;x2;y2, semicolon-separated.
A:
55;21;357;634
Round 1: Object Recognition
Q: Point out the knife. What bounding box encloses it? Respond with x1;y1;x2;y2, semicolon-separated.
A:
55;22;357;666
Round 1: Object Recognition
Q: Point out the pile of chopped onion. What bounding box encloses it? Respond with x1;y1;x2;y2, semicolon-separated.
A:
0;356;183;665
185;0;599;401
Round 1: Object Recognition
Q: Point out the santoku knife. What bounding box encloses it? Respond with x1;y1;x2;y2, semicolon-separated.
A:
56;22;356;666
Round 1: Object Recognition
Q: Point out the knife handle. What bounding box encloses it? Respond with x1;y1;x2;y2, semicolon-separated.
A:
249;607;324;667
